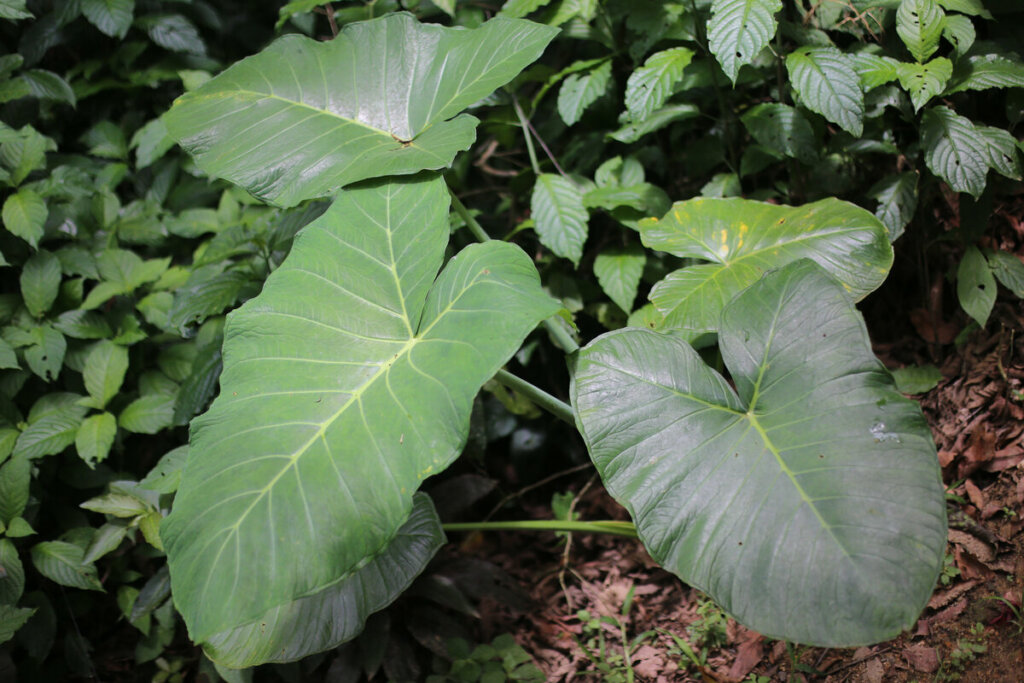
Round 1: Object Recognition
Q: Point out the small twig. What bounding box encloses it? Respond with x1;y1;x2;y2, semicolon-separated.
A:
483;462;593;522
317;3;339;37
558;474;599;610
825;646;892;676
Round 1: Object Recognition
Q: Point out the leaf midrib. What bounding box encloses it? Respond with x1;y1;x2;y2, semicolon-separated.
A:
198;261;494;629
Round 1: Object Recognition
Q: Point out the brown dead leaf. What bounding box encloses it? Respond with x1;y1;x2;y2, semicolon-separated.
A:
910;308;959;344
927;579;979;610
964;479;987;509
726;635;764;680
863;657;885;683
931;597;968;624
948;528;996;562
959;425;997;477
902;644;939;673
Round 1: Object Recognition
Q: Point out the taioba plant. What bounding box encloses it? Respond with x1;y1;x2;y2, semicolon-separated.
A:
159;11;947;668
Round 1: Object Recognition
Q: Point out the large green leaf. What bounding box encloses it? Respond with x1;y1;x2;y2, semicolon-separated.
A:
897;57;951;112
572;260;946;646
624;47;694;122
707;0;782;84
203;493;444;667
740;103;817;164
557;59;612;127
921;105;989;198
531;174;589;266
639;197;892;337
786;47;864;136
957;245;995;327
945;53;1024;94
164;14;557;207
162;176;559;643
868;171;918;241
895;0;945;63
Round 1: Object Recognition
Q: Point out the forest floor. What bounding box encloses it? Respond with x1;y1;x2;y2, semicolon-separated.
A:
465;197;1024;682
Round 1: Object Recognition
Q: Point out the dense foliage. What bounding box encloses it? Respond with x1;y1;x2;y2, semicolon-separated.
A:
1;0;1022;681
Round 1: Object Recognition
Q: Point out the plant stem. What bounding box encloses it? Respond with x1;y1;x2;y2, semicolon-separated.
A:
443;519;638;538
512;96;542;176
448;186;491;242
494;368;575;425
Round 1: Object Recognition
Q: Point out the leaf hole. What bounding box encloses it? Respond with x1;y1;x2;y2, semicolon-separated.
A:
977;284;986;291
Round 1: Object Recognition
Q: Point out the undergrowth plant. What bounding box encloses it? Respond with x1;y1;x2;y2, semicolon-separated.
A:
149;1;963;671
6;0;1024;678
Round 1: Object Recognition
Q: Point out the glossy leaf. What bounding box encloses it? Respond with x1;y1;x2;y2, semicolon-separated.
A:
81;0;134;39
868;171;918;241
625;47;694;122
941;14;974;58
608;104;700;144
557;60;612;126
119;394;175;434
0;455;30;524
82;341;129;410
593;245;645;314
30;542;103;592
897;57;951;112
896;0;945;63
849;53;901;91
945;53;1024;93
0;606;34;644
936;0;990;18
640;197;892;336
0;539;24;604
203;493;444;667
707;0;782;83
786;47;864;135
2;189;46;248
957;245;995;327
976;125;1022;180
988;250;1024;298
19;250;61;319
532;174;589;266
740;103;816;164
75;412;117;467
164;14;557;207
162;177;559;644
13;396;87;460
572;260;946;646
891;365;943;394
921;105;989;198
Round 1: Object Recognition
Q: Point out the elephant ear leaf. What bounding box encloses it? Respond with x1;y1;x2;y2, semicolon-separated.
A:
162;175;560;646
163;13;558;207
572;259;946;646
202;493;445;667
640;197;892;340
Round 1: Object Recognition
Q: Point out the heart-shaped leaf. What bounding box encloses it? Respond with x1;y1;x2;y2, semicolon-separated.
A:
640;197;892;338
202;493;444;667
164;13;557;207
162;176;559;643
572;260;947;646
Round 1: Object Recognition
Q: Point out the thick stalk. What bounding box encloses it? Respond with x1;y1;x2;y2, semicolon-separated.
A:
443;519;638;538
494;368;575;426
448;187;491;242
